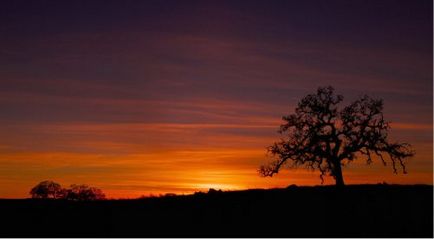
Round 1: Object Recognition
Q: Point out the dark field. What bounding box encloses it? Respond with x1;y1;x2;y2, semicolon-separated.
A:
1;184;432;237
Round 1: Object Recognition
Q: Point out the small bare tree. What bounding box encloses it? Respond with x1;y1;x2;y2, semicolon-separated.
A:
260;86;414;186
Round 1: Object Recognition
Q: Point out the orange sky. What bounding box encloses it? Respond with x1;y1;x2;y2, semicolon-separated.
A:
0;110;432;198
0;1;432;198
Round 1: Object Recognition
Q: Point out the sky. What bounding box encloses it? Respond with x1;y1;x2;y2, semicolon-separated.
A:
0;0;432;198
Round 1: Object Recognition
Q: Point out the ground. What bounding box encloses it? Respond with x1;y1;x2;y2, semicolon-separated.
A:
0;184;432;237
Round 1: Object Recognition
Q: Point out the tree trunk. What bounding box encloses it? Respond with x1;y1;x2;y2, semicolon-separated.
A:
333;160;345;187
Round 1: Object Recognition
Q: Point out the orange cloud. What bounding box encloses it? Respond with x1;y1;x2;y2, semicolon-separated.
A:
390;122;433;130
0;21;431;199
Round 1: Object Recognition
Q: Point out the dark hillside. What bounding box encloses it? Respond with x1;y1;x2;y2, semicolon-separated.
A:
0;184;432;237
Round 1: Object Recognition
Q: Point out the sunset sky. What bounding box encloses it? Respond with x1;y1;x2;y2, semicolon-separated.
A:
0;0;432;198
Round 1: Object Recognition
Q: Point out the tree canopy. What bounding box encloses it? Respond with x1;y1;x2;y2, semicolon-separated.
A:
260;86;414;186
65;184;106;201
30;180;62;199
30;181;106;200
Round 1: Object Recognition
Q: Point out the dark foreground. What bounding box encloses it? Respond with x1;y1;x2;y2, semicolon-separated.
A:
0;184;432;237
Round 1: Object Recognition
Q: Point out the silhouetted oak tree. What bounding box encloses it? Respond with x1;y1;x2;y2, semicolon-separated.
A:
65;184;106;201
260;86;414;186
30;180;63;199
30;181;106;200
